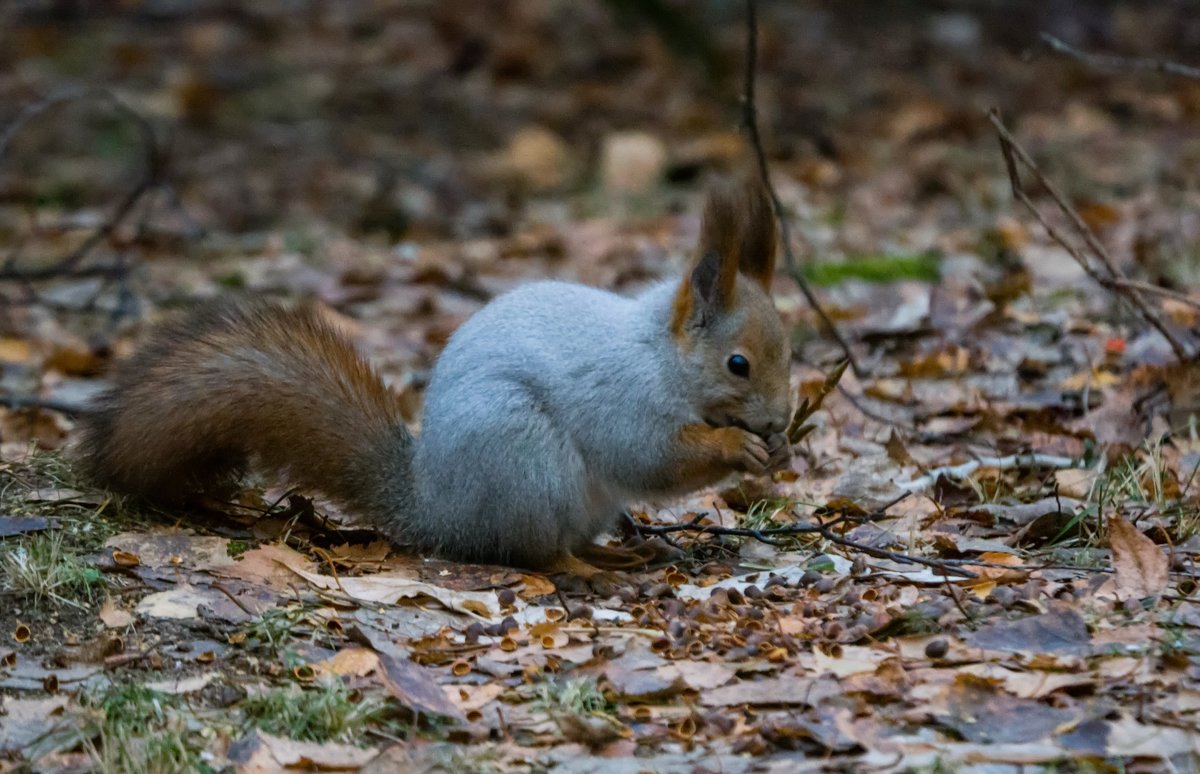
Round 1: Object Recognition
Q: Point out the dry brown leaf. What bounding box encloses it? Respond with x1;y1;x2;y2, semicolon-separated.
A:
962;551;1027;584
0;338;34;364
280;560;503;618
216;543;316;590
443;683;504;714
106;533;234;572
374;651;465;720
701;675;841;707
315;647;380;677
133;585;212;621
98;597;133;629
1108;514;1168;601
1053;468;1095;499
517;573;557;599
229;731;379;772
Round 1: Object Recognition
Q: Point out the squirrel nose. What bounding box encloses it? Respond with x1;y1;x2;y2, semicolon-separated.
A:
763;417;786;435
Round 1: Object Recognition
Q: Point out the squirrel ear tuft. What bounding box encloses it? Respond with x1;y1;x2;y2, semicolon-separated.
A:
693;181;742;308
672;180;775;335
737;181;777;290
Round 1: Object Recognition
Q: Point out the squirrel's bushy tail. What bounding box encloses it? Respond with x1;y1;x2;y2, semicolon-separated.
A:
76;302;415;534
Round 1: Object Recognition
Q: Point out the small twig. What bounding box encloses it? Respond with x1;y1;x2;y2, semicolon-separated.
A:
988;109;1189;360
309;545;348;595
0;261;136;282
632;492;978;576
0;395;85;415
941;574;975;625
740;0;864;379
0;87;163;302
638;512;844;539
637;492;908;539
1103;278;1200;311
211;581;260;617
895;452;1083;492
835;383;917;429
814;525;975;578
1040;32;1200;81
103;644;159;670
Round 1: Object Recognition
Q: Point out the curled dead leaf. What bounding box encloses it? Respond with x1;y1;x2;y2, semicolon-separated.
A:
1108;514;1168;601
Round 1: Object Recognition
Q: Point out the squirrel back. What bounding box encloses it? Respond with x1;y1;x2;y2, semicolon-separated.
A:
76;302;416;535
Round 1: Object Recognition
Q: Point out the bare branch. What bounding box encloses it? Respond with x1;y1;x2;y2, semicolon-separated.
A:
1041;32;1200;81
988;108;1190;360
0;87;164;304
0;395;85;415
635;492;981;578
1104;278;1200;312
740;0;865;379
895;452;1083;493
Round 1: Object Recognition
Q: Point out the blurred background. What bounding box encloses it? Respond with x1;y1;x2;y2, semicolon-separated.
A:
2;0;1200;427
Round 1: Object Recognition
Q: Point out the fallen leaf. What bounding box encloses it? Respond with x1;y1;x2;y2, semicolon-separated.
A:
967;609;1091;654
281;561;502;618
1108;514;1168;600
375;650;465;720
1053;468;1096;499
939;674;1080;744
443;683;504;714
228;730;378;772
98;597;133;629
0;696;70;755
106;533;235;572
1105;715;1200;758
135;584;230;621
701;675;841;707
316;647;380;677
216;543;317;590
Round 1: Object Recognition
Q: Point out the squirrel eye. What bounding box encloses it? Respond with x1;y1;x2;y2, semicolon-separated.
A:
727;354;750;378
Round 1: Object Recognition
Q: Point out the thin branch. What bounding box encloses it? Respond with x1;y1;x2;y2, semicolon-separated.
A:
0;395;85;415
1040;32;1200;81
1103;278;1200;312
816;522;976;578
0;87;163;300
988;109;1189;360
941;575;975;625
895;452;1084;493
0;262;135;282
635;492;979;577
740;0;865;379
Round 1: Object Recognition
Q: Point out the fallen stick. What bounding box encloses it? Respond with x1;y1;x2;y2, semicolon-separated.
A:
894;452;1082;492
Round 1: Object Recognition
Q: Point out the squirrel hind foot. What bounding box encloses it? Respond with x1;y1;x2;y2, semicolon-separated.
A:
544;553;627;596
576;542;664;570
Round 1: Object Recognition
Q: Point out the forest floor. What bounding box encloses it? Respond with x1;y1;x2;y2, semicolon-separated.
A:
2;2;1200;772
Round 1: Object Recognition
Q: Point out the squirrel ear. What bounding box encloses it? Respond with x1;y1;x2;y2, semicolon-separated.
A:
693;182;741;308
737;181;777;290
670;182;746;335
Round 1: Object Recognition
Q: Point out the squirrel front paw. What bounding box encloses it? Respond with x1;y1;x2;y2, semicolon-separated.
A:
545;553;628;597
764;432;792;472
722;427;772;475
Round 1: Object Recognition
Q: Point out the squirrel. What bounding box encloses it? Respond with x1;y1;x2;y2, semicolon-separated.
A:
75;180;794;584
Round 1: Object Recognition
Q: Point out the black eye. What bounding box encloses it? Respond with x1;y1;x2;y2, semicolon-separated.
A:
727;354;750;378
